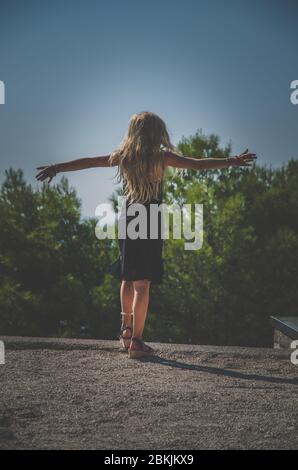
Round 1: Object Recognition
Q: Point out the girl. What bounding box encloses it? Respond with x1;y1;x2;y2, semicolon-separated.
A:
36;111;256;359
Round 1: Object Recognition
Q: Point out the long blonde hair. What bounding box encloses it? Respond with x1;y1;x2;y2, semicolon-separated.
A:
109;111;176;203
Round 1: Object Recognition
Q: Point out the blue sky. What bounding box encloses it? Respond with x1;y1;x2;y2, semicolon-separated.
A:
0;0;297;217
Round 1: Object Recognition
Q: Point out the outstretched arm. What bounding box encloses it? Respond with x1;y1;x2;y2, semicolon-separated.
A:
164;149;257;170
36;154;115;183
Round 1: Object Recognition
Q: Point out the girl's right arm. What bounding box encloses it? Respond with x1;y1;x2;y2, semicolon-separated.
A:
36;154;116;183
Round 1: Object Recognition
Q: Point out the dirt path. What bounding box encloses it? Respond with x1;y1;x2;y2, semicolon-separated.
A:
0;336;297;450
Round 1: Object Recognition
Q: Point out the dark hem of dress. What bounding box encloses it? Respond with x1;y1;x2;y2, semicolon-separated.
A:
109;256;164;285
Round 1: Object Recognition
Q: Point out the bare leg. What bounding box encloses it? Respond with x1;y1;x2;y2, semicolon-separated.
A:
132;279;151;339
120;280;134;334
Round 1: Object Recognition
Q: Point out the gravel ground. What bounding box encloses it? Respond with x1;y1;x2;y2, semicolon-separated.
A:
0;336;297;450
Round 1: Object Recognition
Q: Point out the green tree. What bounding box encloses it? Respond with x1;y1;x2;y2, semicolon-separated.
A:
1;134;297;347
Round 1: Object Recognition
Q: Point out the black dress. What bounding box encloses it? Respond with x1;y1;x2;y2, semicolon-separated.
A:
111;178;164;285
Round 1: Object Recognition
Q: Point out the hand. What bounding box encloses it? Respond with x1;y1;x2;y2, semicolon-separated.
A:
233;149;257;167
36;165;57;183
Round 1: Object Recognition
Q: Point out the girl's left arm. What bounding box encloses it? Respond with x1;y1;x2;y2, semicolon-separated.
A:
164;149;257;170
36;154;115;183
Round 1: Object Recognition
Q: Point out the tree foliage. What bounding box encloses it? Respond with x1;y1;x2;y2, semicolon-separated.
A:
1;132;297;346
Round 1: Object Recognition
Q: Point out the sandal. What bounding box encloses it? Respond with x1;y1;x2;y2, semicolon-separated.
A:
128;336;155;359
119;312;133;349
